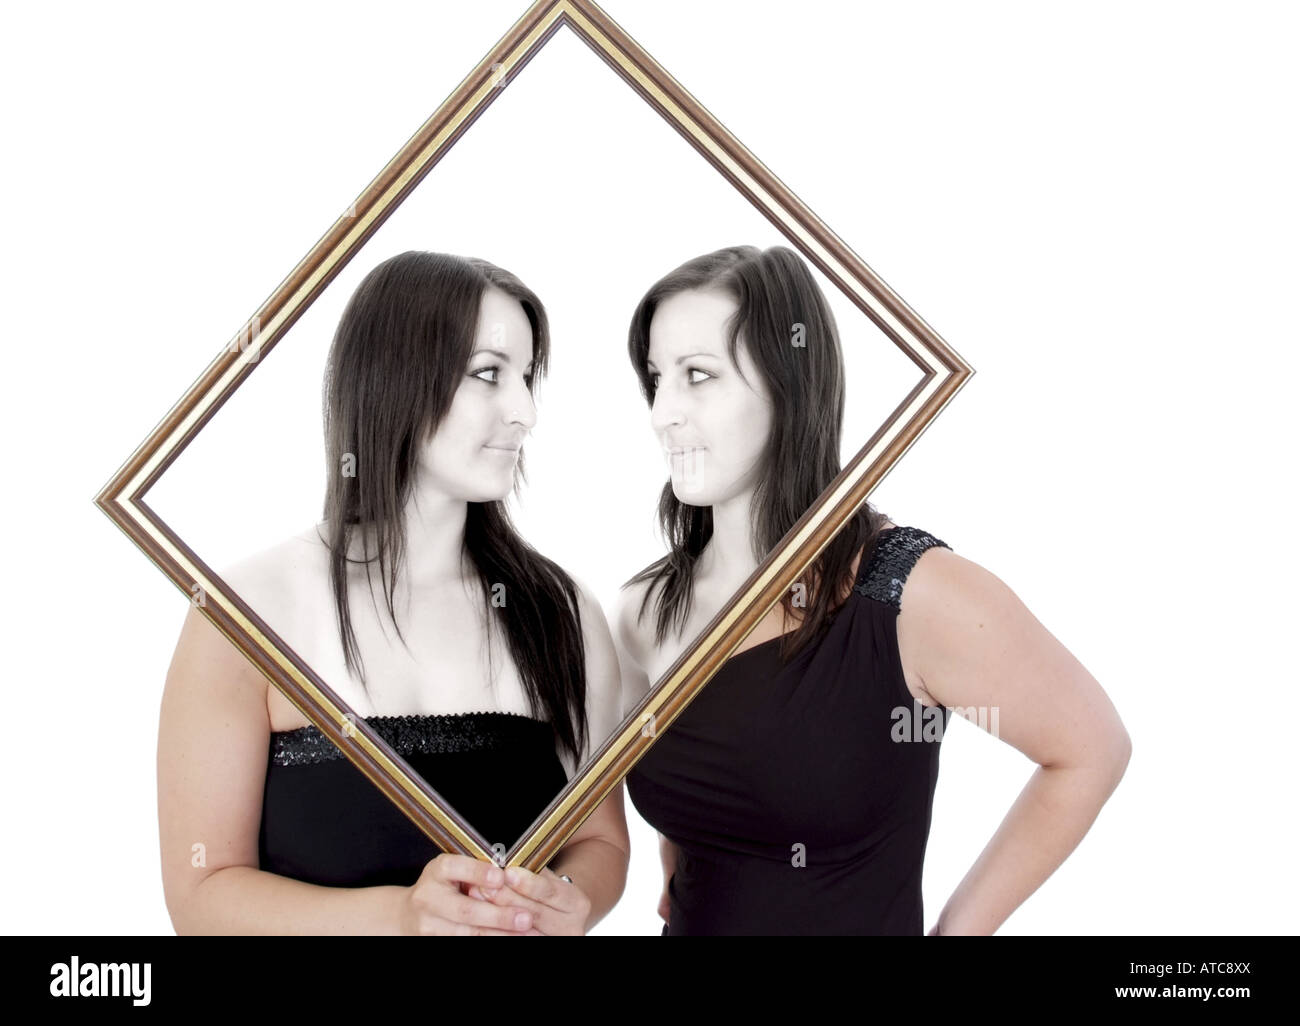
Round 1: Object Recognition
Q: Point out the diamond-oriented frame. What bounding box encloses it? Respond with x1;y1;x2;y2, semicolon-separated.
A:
94;0;973;874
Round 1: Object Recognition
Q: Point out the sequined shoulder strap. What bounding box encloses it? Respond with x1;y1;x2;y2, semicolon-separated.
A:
853;526;952;612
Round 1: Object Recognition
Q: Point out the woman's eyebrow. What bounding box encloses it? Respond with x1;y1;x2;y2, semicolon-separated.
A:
471;347;534;369
646;351;722;368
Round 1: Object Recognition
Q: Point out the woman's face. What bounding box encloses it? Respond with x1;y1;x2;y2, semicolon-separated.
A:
646;288;773;507
416;286;538;503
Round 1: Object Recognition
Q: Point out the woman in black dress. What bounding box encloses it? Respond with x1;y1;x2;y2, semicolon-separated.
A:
614;245;1131;935
158;251;629;935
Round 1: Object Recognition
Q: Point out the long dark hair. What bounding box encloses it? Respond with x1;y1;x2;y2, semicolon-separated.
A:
624;245;892;665
320;250;587;762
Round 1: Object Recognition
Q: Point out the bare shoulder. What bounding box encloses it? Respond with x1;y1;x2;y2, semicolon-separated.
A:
894;533;1130;773
565;572;617;652
611;573;659;672
200;526;330;687
218;524;329;615
545;569;625;775
898;543;1009;619
896;542;1027;694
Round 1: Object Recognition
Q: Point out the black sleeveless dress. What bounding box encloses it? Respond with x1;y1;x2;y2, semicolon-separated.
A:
258;711;568;888
626;525;953;935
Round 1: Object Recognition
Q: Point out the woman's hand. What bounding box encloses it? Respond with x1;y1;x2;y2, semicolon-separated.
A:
398;854;541;935
468;865;592;935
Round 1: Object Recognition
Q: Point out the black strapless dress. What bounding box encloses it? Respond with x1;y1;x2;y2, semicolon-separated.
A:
626;525;953;935
258;711;568;888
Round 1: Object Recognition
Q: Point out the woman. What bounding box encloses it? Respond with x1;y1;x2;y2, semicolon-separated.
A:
158;251;629;935
614;245;1131;935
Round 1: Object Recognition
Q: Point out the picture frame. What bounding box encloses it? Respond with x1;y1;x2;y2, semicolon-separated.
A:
93;0;972;873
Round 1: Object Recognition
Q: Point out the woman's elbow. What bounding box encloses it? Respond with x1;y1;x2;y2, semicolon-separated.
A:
1086;691;1133;788
162;866;224;936
1041;720;1131;791
162;883;197;936
1108;725;1133;787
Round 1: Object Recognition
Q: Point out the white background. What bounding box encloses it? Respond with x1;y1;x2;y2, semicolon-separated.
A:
3;0;1296;936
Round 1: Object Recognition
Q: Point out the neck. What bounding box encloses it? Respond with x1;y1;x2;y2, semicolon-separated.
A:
697;488;759;586
335;485;469;591
398;486;469;589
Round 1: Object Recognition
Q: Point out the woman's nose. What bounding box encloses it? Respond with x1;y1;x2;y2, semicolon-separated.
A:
505;385;537;430
650;386;684;433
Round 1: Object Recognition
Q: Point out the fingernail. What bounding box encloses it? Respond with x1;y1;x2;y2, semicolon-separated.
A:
506;867;520;885
483;888;498;899
515;912;531;930
486;867;503;886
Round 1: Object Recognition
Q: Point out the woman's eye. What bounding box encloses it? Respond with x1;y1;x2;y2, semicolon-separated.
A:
471;365;535;386
687;368;713;384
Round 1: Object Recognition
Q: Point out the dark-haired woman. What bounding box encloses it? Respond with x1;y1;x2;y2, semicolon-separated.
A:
158;251;629;935
615;245;1130;935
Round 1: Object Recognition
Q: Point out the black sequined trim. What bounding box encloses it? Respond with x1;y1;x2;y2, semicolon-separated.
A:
853;526;952;612
270;711;553;768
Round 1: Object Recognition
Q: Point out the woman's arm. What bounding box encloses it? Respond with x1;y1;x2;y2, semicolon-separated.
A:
158;603;528;936
476;580;631;932
612;578;654;722
158;603;403;933
656;833;679;923
610;580;680;924
548;581;631;928
898;547;1132;936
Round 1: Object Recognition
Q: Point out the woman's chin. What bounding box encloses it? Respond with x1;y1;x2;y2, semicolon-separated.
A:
670;481;715;507
460;480;515;504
